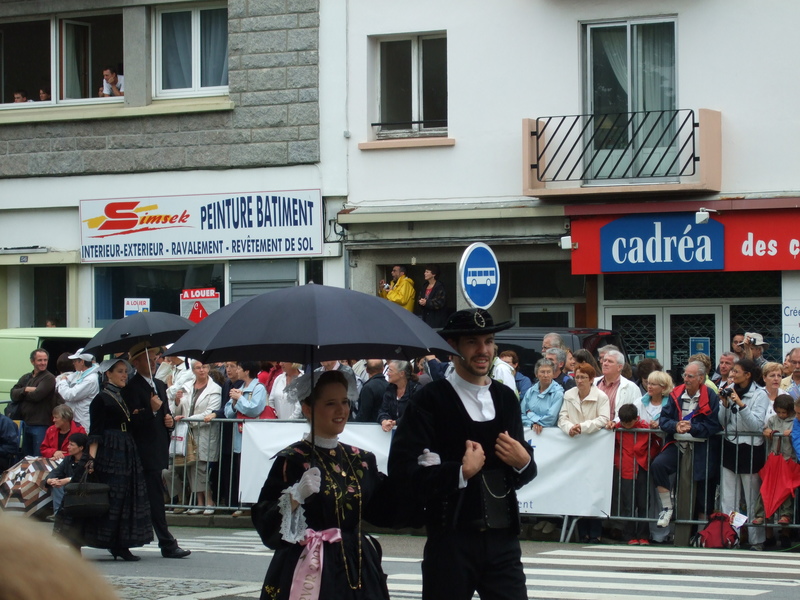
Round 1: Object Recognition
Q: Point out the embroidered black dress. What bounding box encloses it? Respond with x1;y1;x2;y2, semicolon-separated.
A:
81;383;153;550
252;440;389;600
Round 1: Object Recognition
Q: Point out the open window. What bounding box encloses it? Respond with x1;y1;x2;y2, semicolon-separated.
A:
0;13;122;106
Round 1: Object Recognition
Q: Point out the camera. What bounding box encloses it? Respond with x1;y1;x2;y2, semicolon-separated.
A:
719;387;733;399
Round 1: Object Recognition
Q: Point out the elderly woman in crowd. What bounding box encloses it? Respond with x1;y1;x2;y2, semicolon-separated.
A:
761;362;783;421
558;362;610;543
521;358;564;433
269;362;304;419
40;404;86;459
633;370;673;429
719;358;770;549
378;360;420;431
173;360;221;515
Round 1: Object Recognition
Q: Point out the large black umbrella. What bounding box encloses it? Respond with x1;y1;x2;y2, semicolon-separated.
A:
84;311;194;357
166;283;455;363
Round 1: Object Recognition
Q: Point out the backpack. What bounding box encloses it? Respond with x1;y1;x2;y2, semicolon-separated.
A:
693;512;738;548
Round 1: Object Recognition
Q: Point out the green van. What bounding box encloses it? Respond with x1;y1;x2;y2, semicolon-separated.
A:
0;327;101;403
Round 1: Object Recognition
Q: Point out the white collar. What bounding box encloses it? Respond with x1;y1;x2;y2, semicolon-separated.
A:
303;432;338;449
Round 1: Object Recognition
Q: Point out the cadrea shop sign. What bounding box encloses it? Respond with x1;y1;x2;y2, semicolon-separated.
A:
571;209;800;275
79;190;323;263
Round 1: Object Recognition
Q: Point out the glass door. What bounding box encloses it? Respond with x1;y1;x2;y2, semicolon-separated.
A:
604;306;723;376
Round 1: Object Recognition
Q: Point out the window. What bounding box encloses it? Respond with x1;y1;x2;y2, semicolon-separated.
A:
585;19;676;177
0;14;122;106
155;5;228;97
377;34;447;137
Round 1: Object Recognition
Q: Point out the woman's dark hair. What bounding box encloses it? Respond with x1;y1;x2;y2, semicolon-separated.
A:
774;394;794;414
425;264;441;278
573;349;600;373
734;358;761;386
574;363;596;380
238;361;260;379
635;358;663;383
68;432;88;449
302;370;349;407
56;352;72;374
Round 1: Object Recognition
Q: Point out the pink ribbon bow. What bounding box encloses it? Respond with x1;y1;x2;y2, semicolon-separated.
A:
289;528;342;600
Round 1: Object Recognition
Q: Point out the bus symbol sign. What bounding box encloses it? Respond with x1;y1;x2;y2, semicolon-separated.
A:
459;242;500;309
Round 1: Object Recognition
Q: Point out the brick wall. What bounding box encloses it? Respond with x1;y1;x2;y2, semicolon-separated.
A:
0;0;320;178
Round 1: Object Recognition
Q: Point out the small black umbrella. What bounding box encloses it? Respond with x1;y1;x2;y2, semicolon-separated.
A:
84;311;194;357
166;283;454;363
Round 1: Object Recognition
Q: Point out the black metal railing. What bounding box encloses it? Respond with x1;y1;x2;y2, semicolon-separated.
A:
533;109;698;182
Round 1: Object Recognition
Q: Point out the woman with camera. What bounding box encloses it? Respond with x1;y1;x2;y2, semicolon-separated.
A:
718;358;770;550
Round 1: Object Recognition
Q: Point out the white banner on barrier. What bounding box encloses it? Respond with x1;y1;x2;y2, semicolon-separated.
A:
240;421;613;517
240;422;393;504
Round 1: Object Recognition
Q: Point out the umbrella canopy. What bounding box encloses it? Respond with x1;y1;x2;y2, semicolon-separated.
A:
166;284;455;363
0;457;59;516
84;311;194;357
758;452;800;518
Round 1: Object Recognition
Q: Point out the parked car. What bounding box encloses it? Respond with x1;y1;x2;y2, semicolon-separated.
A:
495;327;626;380
0;327;101;401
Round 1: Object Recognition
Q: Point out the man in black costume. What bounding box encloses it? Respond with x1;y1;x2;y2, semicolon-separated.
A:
389;308;536;600
123;341;191;559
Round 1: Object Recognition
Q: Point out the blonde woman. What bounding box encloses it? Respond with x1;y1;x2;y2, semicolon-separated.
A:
633;370;673;429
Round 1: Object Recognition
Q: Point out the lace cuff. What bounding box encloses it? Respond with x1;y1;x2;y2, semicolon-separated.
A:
278;484;307;544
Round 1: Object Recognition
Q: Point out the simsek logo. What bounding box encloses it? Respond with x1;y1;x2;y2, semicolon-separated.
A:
600;214;724;272
84;201;190;237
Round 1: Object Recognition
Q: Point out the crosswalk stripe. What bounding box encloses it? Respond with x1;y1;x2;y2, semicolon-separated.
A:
521;556;800;576
521;568;800;587
548;547;800;563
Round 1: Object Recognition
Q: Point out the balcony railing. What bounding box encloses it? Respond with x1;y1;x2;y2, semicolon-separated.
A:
522;108;721;198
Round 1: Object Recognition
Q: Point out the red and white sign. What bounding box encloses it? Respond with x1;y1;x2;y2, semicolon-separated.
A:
571;209;800;274
180;288;220;323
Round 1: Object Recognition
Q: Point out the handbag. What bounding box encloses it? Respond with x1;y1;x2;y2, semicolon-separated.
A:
169;420;190;456
173;428;197;466
4;400;22;420
62;468;110;518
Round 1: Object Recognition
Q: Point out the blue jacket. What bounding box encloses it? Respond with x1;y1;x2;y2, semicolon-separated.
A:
515;371;533;397
0;415;19;456
792;418;800;460
520;381;564;428
659;383;722;481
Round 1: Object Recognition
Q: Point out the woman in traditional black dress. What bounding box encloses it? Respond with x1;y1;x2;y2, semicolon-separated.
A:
82;358;153;560
252;370;389;600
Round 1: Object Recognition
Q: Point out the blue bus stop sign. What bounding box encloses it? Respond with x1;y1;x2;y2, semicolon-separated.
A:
459;242;500;309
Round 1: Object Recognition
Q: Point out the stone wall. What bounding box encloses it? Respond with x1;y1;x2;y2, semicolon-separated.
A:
0;0;320;177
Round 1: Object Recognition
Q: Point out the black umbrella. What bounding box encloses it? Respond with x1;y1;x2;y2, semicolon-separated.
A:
165;283;454;363
84;311;194;357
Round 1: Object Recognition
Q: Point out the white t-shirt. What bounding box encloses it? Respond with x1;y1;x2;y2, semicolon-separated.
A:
103;74;125;95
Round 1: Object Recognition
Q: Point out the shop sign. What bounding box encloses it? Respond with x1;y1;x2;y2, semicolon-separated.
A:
79;190;323;263
599;214;724;272
180;288;220;323
124;298;150;316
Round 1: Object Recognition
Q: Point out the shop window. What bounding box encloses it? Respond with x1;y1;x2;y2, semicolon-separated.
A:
155;5;228;97
94;264;224;326
376;34;447;137
0;14;123;106
604;271;781;301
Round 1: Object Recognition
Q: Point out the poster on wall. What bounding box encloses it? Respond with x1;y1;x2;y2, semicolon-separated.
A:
124;298;150;316
79;189;323;263
181;288;220;323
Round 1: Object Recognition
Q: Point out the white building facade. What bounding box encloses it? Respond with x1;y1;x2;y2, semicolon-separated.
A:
339;0;800;372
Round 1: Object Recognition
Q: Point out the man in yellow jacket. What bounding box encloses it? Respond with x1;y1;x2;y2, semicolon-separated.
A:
378;264;415;312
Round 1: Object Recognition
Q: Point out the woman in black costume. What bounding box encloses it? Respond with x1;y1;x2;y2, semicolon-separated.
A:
252;370;389;600
82;358;153;560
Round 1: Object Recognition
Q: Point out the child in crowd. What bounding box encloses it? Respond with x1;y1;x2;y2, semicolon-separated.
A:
754;394;796;527
614;403;661;545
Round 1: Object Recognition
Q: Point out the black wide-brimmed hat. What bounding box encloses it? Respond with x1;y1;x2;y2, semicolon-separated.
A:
438;308;515;338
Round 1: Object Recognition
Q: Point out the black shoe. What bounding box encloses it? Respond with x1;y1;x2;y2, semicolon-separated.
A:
162;546;191;559
110;548;141;562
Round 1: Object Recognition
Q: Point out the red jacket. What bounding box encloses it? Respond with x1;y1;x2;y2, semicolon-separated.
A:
258;364;283;394
40;421;86;458
614;418;662;479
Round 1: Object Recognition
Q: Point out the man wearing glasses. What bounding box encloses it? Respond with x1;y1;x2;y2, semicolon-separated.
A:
780;348;800;400
649;361;722;528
